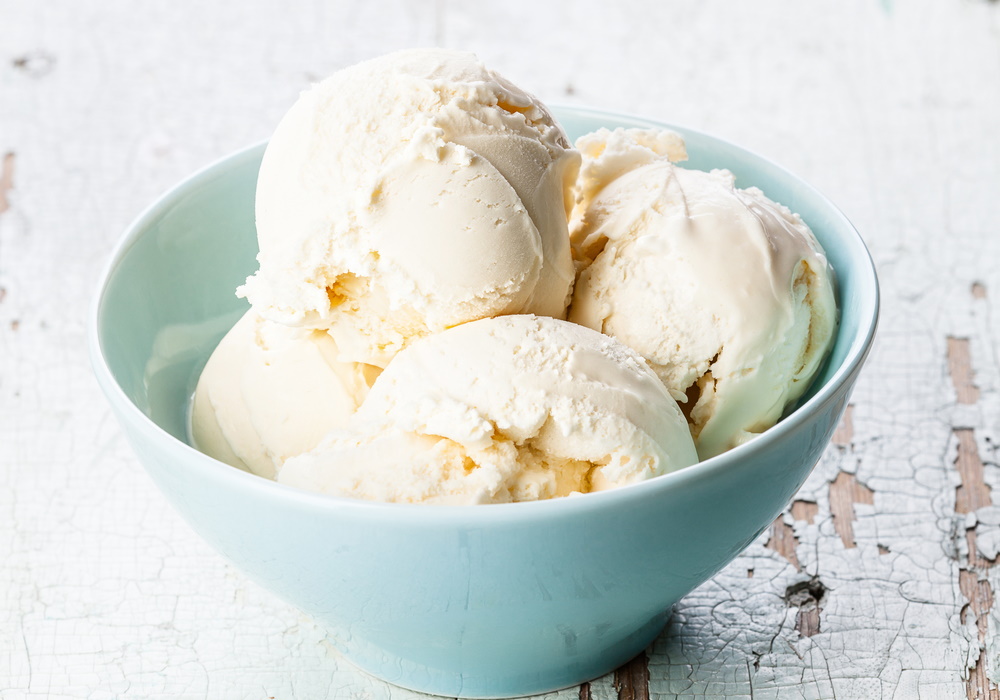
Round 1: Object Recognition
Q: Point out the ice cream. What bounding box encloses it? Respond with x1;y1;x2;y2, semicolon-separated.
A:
190;51;839;504
191;310;380;478
276;315;698;504
569;128;837;459
238;49;581;368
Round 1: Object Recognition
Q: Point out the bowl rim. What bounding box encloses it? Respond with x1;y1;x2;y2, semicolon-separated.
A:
89;104;880;524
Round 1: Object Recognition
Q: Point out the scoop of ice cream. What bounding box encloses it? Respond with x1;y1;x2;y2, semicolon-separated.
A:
238;49;580;368
569;128;837;459
277;315;698;504
191;310;380;478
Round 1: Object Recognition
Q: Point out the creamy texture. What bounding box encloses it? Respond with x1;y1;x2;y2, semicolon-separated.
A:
277;315;698;504
569;128;837;459
239;49;580;367
191;310;379;478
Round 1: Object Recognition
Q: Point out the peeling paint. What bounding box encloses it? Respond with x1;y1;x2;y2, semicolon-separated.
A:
613;652;649;700
953;427;999;698
948;338;980;404
959;544;998;699
965;634;999;699
946;320;999;692
955;430;992;515
766;516;801;571
972;282;987;299
785;577;826;638
790;500;818;524
829;471;874;549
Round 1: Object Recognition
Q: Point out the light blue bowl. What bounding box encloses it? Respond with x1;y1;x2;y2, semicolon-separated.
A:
90;106;878;698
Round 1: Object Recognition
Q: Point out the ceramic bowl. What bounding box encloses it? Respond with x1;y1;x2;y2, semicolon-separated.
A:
90;106;879;698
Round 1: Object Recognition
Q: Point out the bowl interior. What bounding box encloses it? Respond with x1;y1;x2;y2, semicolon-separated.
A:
95;107;878;467
97;147;258;443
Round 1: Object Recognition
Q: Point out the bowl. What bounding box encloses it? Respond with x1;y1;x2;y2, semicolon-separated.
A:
90;106;879;698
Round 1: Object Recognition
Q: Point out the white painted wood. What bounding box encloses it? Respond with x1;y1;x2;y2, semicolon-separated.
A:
2;0;999;697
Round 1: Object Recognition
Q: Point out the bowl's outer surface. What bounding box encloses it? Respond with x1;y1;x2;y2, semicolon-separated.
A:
91;107;879;698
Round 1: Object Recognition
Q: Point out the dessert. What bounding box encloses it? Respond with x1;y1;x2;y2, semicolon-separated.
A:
569;128;837;459
238;48;580;368
190;50;838;502
191;310;379;477
277;315;698;504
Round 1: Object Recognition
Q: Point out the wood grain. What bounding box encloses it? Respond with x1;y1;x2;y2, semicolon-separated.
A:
954;428;999;699
613;653;649;700
948;338;980;405
829;471;874;550
766;516;801;571
955;429;992;515
790;500;819;524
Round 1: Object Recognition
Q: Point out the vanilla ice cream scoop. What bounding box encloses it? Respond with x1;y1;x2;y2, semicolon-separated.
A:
191;311;380;478
569;128;837;460
277;315;698;504
239;49;580;367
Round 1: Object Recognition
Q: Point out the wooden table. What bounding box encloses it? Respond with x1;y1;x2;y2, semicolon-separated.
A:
3;1;998;698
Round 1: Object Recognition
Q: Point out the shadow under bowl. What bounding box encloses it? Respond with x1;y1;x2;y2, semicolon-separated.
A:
90;106;879;698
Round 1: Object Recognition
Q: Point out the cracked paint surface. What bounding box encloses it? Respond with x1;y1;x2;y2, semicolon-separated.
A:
3;0;1000;698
